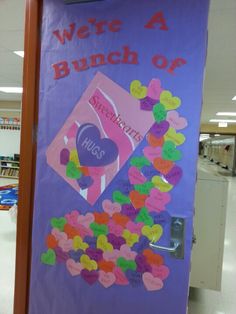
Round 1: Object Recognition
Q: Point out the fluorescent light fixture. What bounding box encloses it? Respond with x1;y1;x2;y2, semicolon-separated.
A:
0;108;21;112
216;112;236;116
0;87;23;94
214;134;220;136
210;119;236;123
218;122;228;127
232;96;236;101
14;50;24;58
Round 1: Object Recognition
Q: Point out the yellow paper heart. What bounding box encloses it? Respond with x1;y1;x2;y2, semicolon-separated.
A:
130;80;147;99
152;176;173;192
142;225;163;242
70;149;80;167
80;254;97;271
160;91;181;110
164;128;185;146
122;230;139;247
73;236;89;251
97;235;113;252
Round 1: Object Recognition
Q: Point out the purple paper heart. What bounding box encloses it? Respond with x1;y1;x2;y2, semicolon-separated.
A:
76;123;118;167
116;180;133;195
68;250;84;262
60;148;70;165
132;236;149;254
107;233;126;249
164;165;183;185
85;248;103;262
81;269;99;285
83;236;97;248
140;96;157;111
135;254;152;273
150;211;171;226
121;204;139;220
150;121;169;139
126;270;142;287
77;176;94;190
55;247;69;263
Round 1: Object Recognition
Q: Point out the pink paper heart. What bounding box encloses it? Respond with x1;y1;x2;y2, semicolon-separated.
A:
126;221;144;236
58;238;73;252
103;249;121;263
66;123;78;139
108;220;124;237
66;259;83;276
51;228;68;241
102;200;121;217
65;210;80;227
76;224;93;238
147;78;163;100
119;244;137;260
145;188;171;213
99;270;116;288
166;110;188;130
151;265;170;280
142;272;163;291
128;166;146;185
113;267;129;286
77;213;94;228
143;146;162;162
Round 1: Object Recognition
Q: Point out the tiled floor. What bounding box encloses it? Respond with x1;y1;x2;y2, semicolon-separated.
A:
0;165;236;314
188;159;236;314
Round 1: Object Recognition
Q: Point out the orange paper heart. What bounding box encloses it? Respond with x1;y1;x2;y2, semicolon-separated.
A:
153;157;174;175
94;212;110;225
129;190;147;209
143;249;164;266
147;133;164;147
64;224;80;239
112;213;130;228
46;234;58;249
98;260;115;273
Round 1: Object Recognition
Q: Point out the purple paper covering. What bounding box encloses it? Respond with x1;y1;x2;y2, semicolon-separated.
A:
29;1;209;314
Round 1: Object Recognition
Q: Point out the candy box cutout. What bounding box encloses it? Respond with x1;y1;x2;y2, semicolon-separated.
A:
46;72;154;205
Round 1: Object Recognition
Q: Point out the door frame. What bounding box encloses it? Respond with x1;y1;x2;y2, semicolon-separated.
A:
14;1;42;313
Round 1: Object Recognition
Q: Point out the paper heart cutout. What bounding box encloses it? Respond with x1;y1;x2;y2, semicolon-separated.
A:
58;238;73;252
140;96;157;111
60;148;70;165
117;257;137;272
70;149;80;167
126;221;144;236
55;247;69;263
160;91;181;110
103;249;121;263
77;213;94;228
77;175;94;190
162;141;182;161
128;166;146;185
76;123;118;167
51;217;67;231
85;248;103;262
135;207;154;226
113;266;129;285
151;265;170;280
80;254;98;271
66;122;78;139
51;228;67;241
122;230;139;247
65;210;80;227
107;233;126;249
73;236;89;251
107;220;123;237
152;176;173;192
64;223;81;239
143;146;162;162
98;260;115;273
102;200;121;217
81;269;99;285
147;133;164;147
135;254;152;273
66;259;83;276
147;78;163;100
99;270;116;288
130;156;151;169
129;190;147;209
130;80;147;99
142;224;163;242
164;128;185;146
142;272;163;291
97;235;113;252
119;244;137;260
94;212;110;225
153;103;167;123
90;222;108;237
164;165;183;185
41;249;56;266
134;182;154;195
166;110;188;130
46;234;58;249
143;249;164;266
112;213;130;228
66;161;82;179
149;121;169;139
113;191;131;205
145;188;171;212
153;157;174;175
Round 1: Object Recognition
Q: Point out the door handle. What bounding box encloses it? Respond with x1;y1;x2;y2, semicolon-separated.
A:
149;217;185;259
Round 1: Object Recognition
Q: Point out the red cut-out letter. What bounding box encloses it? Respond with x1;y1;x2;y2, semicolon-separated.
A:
152;55;168;69
167;58;187;74
52;61;70;79
93;20;107;35
109;20;122;32
72;58;89;72
77;26;90;39
53;23;75;45
108;51;121;64
90;54;106;67
122;46;139;65
145;12;168;31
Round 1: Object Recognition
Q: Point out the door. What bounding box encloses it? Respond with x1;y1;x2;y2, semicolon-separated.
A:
28;1;209;314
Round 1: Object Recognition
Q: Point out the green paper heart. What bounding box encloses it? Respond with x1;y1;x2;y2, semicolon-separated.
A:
153;103;167;123
135;207;154;226
90;222;108;237
134;182;154;195
51;217;67;231
113;191;131;205
66;161;82;179
162;141;182;161
41;249;56;266
130;156;151;169
117;257;137;272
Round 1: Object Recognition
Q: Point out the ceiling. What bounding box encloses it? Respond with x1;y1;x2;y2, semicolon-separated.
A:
0;0;235;124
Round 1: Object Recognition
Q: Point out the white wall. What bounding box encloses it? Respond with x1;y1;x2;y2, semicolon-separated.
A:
0;129;20;157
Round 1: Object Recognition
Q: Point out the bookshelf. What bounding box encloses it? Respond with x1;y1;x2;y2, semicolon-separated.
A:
0;158;20;179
